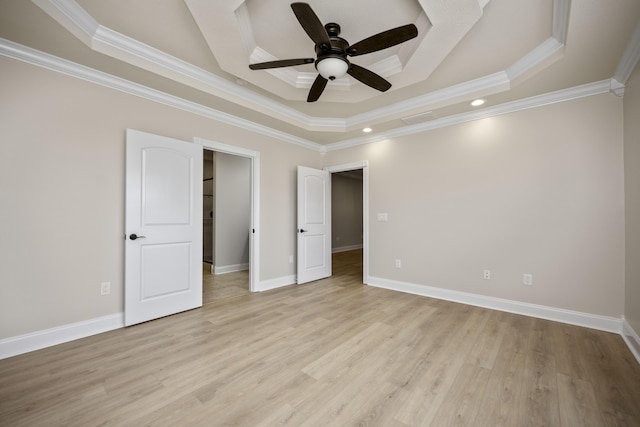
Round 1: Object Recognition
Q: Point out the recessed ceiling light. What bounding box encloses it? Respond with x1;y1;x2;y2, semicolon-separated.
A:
362;127;372;133
470;99;485;107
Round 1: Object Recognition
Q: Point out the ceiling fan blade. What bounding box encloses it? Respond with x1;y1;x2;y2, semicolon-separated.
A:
347;24;418;57
249;58;315;70
348;64;391;92
291;3;331;49
307;74;328;102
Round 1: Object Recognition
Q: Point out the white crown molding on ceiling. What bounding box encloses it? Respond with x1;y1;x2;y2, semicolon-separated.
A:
31;0;577;134
612;20;640;97
0;38;321;151
31;0;323;129
552;0;571;44
0;37;622;155
325;79;614;152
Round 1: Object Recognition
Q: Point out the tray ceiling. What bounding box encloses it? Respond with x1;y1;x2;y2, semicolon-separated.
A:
1;0;639;148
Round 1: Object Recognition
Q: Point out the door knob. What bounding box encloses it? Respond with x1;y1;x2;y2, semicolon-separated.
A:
299;229;308;233
129;233;146;240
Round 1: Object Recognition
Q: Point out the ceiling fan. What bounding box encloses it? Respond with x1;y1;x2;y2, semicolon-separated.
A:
248;2;418;102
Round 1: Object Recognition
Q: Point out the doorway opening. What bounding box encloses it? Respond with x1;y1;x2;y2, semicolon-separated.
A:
197;138;260;301
326;161;369;284
202;149;252;303
331;169;364;283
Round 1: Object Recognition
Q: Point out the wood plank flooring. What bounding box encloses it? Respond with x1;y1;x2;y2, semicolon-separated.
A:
1;250;639;426
202;263;249;304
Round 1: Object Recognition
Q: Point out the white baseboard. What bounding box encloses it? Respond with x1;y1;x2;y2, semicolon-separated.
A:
0;272;296;359
4;279;634;363
256;275;296;292
214;262;249;275
332;244;363;253
367;276;623;334
622;317;640;364
0;313;124;360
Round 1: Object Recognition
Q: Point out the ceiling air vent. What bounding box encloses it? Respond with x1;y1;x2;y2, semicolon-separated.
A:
401;111;437;125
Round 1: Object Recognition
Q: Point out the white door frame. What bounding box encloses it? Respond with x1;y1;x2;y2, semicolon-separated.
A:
195;137;260;292
324;161;369;284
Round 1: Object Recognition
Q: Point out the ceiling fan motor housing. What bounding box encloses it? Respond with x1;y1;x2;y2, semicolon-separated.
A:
314;23;350;80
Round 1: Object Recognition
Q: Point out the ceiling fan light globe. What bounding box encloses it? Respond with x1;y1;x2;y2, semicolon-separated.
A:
316;57;349;80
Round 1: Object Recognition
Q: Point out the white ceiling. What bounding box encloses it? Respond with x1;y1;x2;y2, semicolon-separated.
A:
1;0;639;149
186;0;490;103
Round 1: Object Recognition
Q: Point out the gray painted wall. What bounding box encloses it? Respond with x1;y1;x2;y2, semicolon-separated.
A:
214;152;251;273
331;171;363;251
0;56;321;339
1;53;637;350
325;93;625;318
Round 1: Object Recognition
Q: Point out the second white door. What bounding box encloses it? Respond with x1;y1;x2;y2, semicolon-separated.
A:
297;166;331;284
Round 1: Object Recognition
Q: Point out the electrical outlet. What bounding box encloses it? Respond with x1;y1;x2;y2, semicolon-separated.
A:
395;259;402;268
100;282;111;295
483;270;491;280
289;255;294;264
523;274;533;286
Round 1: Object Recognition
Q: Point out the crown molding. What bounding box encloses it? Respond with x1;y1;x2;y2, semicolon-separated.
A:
0;38;324;152
368;55;404;78
610;79;625;97
506;37;564;82
325;79;613;151
32;0;573;134
32;0;325;130
346;71;510;129
234;1;256;54
613;20;640;86
1;37;616;154
89;28;322;130
552;0;571;44
32;0;97;45
0;36;618;155
347;4;570;131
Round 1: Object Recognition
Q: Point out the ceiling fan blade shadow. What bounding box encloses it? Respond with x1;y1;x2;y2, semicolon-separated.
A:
249;58;315;70
348;64;391;92
291;3;331;49
348;24;418;57
307;74;328;102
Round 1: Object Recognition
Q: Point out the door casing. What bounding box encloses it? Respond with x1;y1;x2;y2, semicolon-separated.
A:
325;161;369;284
195;137;260;292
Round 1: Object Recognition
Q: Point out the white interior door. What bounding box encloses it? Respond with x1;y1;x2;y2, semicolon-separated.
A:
297;166;331;284
125;129;203;326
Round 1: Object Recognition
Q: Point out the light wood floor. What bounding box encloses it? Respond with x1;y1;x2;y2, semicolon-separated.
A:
202;263;250;304
2;250;639;426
